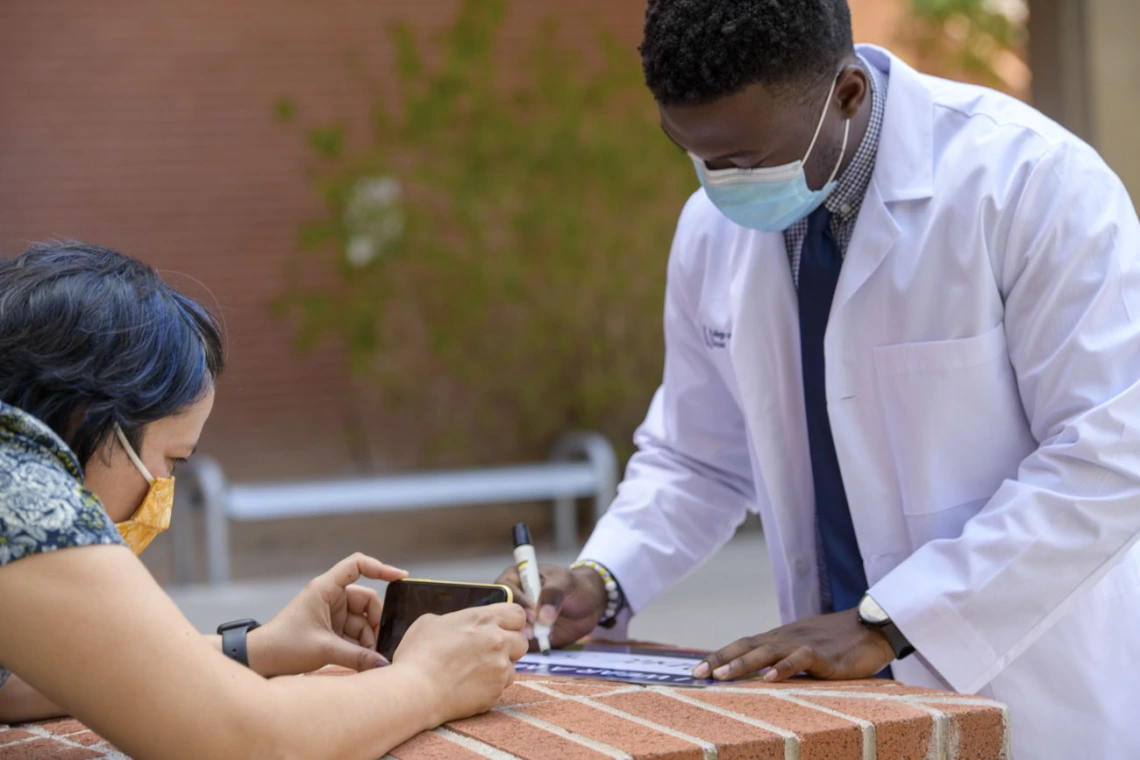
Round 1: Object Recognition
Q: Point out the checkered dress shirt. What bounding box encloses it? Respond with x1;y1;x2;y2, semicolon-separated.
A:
785;55;888;287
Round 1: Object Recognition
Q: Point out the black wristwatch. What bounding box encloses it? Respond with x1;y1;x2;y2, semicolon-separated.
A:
217;618;260;667
857;594;915;660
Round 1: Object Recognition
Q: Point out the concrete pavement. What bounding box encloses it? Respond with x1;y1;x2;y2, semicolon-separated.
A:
166;530;780;651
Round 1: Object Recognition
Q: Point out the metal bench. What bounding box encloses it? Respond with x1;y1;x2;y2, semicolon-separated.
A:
169;432;618;584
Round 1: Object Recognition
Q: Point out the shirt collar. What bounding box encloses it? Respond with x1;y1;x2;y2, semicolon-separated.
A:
824;53;887;221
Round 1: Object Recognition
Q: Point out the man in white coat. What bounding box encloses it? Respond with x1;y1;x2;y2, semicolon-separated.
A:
498;1;1140;756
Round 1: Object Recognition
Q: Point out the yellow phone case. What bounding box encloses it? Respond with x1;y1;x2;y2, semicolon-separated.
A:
393;578;514;604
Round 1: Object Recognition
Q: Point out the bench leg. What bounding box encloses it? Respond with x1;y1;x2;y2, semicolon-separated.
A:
554;495;577;553
186;456;232;585
170;490;196;585
206;497;231;585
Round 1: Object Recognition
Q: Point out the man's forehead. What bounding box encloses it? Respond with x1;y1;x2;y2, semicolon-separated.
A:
658;82;808;159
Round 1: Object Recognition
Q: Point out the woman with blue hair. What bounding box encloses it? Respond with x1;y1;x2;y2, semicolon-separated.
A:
0;242;527;758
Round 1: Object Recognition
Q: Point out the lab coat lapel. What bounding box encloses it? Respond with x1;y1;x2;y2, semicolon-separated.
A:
830;46;934;318
831;178;900;319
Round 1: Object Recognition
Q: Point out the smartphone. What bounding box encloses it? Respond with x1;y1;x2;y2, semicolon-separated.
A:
375;579;514;661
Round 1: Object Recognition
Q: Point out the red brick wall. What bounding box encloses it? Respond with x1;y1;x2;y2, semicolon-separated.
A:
0;0;647;482
0;673;1012;759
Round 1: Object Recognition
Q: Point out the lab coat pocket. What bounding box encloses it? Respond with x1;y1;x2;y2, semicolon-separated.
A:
872;324;1035;519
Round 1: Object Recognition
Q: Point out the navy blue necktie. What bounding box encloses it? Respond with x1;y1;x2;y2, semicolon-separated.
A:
797;205;869;616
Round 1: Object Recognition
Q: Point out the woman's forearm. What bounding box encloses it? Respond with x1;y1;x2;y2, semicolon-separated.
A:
195;636;443;758
202;627;315;678
0;674;65;723
0;547;454;760
251;664;442;760
0;664;443;760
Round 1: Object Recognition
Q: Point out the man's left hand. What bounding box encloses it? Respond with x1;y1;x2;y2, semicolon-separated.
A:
692;609;895;683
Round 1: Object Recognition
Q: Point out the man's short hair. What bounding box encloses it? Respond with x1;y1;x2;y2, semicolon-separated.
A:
640;0;855;106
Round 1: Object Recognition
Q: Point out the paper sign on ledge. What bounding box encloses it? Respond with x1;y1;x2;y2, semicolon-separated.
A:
517;643;732;688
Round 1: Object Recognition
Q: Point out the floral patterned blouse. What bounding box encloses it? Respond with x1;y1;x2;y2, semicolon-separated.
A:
0;401;124;691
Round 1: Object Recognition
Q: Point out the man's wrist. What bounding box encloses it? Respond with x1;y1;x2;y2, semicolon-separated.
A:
571;566;608;612
571;560;625;628
854;609;897;661
856;594;915;660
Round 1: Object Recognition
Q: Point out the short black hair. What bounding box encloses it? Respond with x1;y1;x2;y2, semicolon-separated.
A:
640;0;855;106
0;242;224;467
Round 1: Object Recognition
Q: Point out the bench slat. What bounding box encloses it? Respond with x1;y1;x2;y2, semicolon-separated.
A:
226;462;599;521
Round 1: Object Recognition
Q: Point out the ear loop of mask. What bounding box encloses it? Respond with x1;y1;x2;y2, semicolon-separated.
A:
115;425;155;485
803;73;852;187
826;118;851;186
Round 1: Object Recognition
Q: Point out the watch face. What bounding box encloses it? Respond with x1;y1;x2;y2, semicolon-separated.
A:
859;595;889;625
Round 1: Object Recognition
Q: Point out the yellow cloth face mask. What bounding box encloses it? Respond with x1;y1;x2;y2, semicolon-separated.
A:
113;425;174;555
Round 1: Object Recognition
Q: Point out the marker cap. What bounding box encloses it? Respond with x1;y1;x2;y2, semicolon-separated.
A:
513;523;533;548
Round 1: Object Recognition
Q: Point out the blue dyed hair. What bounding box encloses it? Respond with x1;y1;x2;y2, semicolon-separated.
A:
0;241;225;467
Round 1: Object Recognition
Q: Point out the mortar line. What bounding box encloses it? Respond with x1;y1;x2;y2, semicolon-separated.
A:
522;682;718;760
904;695;1006;708
433;726;524;759
766;691;876;760
17;724;127;758
708;685;1001;708
906;697;1011;760
647;686;801;760
896;701;949;760
522;681;646;699
493;706;633;759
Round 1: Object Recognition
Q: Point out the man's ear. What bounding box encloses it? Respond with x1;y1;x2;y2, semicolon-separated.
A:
836;64;869;121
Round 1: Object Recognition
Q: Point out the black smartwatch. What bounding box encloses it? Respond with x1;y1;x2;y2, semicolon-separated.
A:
217;618;260;667
856;594;915;660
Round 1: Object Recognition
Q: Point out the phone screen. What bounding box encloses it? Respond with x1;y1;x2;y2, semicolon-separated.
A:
375;580;511;661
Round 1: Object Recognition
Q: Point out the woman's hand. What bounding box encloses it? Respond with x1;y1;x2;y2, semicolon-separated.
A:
247;553;407;677
392;603;528;724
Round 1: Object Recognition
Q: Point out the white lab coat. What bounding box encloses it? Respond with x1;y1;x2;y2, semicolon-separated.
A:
582;46;1140;759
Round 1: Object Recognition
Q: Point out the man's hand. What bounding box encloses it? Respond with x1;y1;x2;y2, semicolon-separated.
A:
693;609;895;682
248;553;408;677
494;563;608;649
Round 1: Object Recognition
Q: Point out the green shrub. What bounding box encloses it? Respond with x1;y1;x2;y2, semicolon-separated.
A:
274;0;696;467
908;0;1027;87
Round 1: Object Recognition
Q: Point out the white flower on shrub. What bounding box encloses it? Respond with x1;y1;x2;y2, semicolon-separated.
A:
984;0;1028;25
344;176;404;267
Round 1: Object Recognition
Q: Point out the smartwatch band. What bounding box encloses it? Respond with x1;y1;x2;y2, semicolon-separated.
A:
856;595;915;661
217;618;260;667
878;621;916;660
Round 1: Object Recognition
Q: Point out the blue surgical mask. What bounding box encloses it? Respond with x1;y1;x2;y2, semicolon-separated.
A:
691;74;851;232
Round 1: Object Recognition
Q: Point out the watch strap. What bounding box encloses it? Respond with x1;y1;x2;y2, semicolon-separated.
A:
217;618;259;667
857;595;915;661
878;620;916;660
